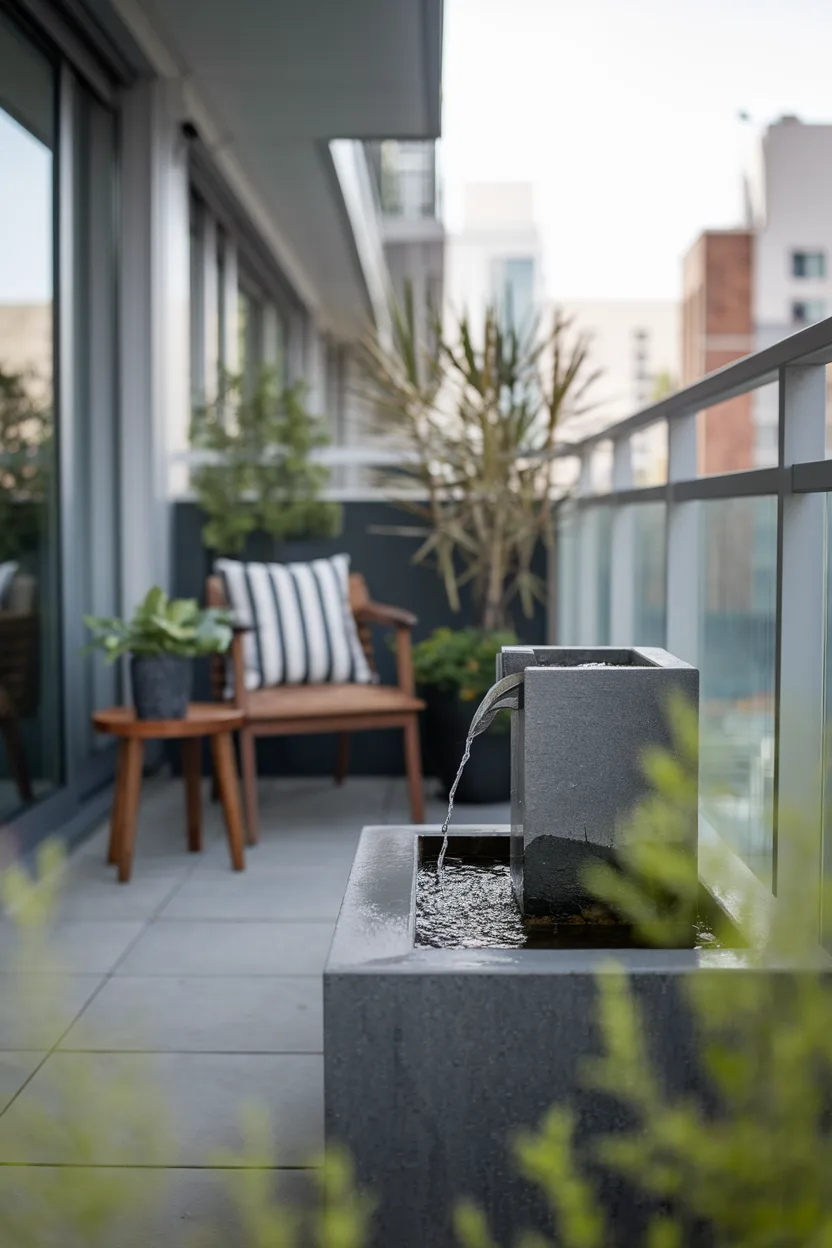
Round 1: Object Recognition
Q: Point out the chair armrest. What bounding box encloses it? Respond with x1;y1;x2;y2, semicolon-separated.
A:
228;631;248;711
354;601;417;631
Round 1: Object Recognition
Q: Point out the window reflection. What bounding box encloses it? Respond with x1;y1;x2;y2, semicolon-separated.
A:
0;15;60;820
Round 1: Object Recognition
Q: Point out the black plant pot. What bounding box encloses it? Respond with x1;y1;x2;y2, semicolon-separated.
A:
130;655;192;721
422;686;511;804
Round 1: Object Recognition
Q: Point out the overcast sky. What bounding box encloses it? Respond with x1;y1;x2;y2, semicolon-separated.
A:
441;0;832;301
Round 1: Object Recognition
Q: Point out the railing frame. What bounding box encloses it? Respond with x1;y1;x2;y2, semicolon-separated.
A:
551;317;832;926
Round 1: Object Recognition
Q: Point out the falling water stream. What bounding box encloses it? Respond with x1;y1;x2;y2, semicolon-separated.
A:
436;669;525;873
436;662;617;875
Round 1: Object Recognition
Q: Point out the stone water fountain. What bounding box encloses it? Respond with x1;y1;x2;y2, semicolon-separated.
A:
324;645;722;1245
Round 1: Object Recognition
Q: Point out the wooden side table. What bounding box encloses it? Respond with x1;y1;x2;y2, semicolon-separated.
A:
92;704;246;883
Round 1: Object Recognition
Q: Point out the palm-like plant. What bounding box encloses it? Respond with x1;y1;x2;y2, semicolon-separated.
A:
359;292;598;631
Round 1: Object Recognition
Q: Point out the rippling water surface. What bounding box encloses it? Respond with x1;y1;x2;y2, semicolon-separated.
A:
415;860;720;950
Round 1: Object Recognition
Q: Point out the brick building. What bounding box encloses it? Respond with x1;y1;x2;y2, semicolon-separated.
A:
681;231;756;475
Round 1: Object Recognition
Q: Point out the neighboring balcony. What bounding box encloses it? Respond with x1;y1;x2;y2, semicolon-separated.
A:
365;140;444;245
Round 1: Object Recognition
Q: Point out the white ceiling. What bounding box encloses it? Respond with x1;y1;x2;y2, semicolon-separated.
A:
126;0;443;337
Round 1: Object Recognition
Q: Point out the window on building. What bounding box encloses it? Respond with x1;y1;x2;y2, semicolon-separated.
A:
491;256;535;337
792;250;826;279
792;299;827;328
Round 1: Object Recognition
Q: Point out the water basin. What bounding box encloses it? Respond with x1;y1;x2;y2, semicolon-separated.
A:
417;835;729;950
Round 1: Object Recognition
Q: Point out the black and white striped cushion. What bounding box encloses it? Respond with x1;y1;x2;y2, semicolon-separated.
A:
215;555;374;690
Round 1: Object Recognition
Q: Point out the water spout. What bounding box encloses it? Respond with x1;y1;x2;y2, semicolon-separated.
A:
437;670;525;873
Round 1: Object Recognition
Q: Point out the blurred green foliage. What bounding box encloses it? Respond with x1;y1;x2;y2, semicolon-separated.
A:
0;365;52;563
3;698;831;1247
455;696;832;1248
190;368;342;555
412;626;518;702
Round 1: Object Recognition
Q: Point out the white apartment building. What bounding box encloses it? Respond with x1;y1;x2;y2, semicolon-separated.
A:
741;117;832;459
444;183;544;336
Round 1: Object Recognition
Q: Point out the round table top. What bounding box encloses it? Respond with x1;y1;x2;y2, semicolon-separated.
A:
93;703;245;739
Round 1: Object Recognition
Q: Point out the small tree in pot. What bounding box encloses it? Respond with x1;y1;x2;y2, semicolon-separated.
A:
360;294;598;799
85;588;232;720
189;367;342;557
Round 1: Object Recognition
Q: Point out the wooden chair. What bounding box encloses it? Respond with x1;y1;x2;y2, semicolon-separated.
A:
206;571;426;843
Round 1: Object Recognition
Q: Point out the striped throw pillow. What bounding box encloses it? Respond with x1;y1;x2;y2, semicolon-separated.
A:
216;555;374;690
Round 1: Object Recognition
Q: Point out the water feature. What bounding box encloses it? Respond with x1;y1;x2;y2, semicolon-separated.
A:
436;669;524;872
436;660;629;874
419;837;724;950
325;646;707;1247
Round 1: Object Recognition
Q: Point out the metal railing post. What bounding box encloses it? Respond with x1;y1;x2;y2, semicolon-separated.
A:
610;437;635;645
577;455;600;644
666;410;700;666
775;364;827;916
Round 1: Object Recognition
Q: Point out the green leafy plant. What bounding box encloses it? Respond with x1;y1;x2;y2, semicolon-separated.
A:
0;365;53;563
412;626;518;703
190;367;342;555
455;698;832;1248
84;586;232;662
359;291;598;630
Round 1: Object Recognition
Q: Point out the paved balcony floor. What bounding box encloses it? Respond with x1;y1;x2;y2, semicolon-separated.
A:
0;773;509;1245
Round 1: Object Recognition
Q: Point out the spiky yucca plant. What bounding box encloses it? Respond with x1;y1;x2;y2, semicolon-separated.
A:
359;293;599;631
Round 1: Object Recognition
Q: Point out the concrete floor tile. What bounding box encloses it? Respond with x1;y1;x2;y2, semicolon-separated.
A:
61;975;322;1053
115;920;334;977
0;921;146;975
0;1165;319;1248
0;974;104;1049
0;1052;45;1113
0;1052;324;1165
158;868;348;921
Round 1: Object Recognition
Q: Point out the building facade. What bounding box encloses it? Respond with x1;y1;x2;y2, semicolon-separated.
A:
0;0;442;850
681;231;756;474
444;183;544;336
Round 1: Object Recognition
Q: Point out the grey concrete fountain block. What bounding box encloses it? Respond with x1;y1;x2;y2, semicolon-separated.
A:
498;646;699;917
324;825;771;1248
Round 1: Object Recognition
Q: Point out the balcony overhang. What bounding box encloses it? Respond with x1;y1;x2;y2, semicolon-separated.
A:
106;0;443;337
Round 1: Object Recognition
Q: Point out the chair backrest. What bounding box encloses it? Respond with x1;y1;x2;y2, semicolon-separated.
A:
206;570;377;697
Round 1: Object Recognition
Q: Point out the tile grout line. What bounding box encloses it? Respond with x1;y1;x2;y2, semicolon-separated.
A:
0;791;217;1121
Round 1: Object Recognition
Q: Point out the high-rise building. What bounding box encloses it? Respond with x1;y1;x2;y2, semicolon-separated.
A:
682;117;832;469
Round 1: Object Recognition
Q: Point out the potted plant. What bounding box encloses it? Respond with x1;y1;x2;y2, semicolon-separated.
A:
412;627;518;802
84;587;232;720
189;367;342;556
360;292;598;799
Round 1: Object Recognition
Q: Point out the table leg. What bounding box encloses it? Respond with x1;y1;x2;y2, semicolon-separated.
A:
181;738;203;852
108;742;128;865
118;737;145;884
210;731;245;872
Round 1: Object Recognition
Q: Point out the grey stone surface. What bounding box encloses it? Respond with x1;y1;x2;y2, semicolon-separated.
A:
0;1051;324;1165
160;866;350;920
0;1052;45;1113
0;974;103;1049
498;645;699;916
0;1166;319;1247
61;975;322;1052
0;777;513;1244
324;824;761;1248
0;920;145;974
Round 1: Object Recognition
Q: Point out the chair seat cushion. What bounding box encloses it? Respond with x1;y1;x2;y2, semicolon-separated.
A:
245;682;424;722
216;554;375;690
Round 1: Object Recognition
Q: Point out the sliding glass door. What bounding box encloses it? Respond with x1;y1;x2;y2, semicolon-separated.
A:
0;13;61;822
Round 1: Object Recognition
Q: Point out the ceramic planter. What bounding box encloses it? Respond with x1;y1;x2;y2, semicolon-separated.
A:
130;655;192;720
